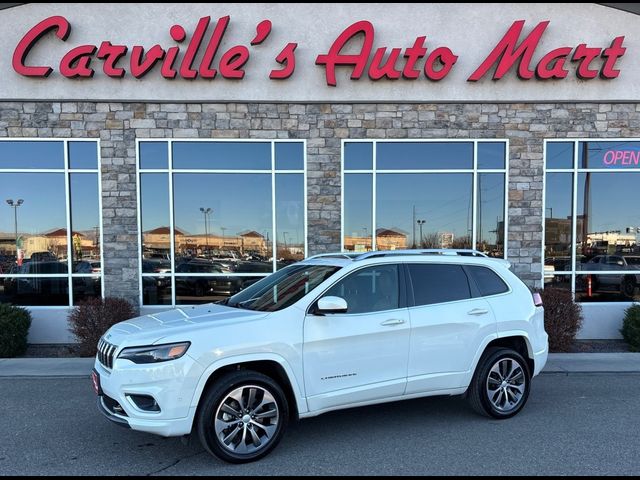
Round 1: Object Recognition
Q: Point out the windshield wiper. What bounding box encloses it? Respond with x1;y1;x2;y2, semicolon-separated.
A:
233;297;264;310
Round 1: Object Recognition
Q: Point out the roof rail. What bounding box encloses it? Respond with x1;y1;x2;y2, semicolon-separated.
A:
307;253;357;260
355;249;489;261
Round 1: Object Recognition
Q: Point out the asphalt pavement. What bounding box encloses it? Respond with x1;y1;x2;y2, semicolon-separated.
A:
0;373;639;475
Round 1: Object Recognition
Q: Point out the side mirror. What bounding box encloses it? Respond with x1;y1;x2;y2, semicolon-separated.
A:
316;296;348;315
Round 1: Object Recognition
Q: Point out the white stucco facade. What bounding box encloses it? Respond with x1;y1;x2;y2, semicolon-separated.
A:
0;3;638;102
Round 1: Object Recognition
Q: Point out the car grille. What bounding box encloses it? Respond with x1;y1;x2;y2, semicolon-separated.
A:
97;338;118;369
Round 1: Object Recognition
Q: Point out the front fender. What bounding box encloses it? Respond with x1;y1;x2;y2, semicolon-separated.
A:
188;353;308;419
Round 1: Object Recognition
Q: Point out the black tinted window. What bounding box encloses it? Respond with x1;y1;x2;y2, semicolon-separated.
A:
324;265;399;314
408;264;471;306
467;265;509;296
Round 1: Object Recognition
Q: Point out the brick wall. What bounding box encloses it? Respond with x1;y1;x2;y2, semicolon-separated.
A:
1;101;639;304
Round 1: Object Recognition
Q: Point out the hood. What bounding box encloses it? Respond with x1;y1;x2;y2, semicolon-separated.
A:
102;303;268;347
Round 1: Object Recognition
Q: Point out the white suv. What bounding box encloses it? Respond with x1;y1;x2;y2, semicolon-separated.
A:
92;250;548;463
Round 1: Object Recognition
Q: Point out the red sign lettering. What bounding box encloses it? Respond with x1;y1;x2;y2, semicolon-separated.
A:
469;20;625;82
11;16;626;85
315;21;460;86
13;15;70;77
469;20;549;81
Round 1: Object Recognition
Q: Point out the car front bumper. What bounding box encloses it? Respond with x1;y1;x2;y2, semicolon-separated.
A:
93;354;204;437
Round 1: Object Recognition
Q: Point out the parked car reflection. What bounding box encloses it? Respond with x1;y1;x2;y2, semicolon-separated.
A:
142;258;171;274
142;276;172;306
577;255;640;299
175;259;224;297
2;261;69;306
174;275;263;304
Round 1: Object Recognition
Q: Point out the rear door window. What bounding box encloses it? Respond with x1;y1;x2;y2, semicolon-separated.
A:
407;264;471;306
466;265;509;297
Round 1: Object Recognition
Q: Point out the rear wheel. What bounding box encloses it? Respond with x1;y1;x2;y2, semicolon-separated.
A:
196;371;289;463
621;276;636;298
467;347;531;419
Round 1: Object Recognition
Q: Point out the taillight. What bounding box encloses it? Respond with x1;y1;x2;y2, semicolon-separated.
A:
533;292;543;307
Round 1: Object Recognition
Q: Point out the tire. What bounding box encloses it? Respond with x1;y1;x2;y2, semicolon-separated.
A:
621;276;636;298
467;347;531;419
196;370;289;464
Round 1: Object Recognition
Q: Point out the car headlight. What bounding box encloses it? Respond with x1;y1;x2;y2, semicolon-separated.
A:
118;342;191;364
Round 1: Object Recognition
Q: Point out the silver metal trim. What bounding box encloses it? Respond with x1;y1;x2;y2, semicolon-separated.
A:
355;248;489;260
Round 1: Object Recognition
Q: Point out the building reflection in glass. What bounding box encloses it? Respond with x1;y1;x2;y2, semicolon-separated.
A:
343;141;506;257
0;140;102;306
545;140;640;302
138;140;306;306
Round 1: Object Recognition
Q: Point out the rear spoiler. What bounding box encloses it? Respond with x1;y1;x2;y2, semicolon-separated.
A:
492;258;512;269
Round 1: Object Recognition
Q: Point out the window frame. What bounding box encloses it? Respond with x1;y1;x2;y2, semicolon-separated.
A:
543;138;640;302
0;138;104;308
136;138;307;307
341;139;509;257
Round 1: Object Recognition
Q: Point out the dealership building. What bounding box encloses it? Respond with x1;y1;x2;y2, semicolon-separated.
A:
1;3;640;343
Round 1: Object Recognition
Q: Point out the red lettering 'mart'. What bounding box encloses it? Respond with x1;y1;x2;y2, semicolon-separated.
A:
535;47;572;80
572;44;602;80
600;36;626;79
468;20;549;81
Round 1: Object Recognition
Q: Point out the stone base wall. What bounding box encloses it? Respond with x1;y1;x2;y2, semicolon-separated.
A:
2;101;639;304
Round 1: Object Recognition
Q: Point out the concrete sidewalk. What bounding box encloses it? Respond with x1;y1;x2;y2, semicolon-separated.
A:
1;353;640;377
0;358;95;377
544;353;640;373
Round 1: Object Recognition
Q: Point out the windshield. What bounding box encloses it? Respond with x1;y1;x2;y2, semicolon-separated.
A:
225;264;341;312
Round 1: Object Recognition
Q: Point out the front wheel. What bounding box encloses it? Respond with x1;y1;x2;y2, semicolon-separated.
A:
196;371;289;463
467;347;531;419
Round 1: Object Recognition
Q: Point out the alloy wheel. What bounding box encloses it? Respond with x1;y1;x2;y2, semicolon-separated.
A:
485;358;526;413
214;385;280;455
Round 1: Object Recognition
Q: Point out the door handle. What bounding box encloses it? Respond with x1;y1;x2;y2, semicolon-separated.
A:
380;318;406;326
467;308;489;316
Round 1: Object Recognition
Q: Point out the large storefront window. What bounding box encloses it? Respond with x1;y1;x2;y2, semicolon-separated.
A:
0;140;102;306
342;140;507;257
544;140;640;302
138;140;306;306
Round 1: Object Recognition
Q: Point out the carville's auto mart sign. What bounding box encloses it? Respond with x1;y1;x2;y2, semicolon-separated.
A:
1;3;639;102
12;16;626;84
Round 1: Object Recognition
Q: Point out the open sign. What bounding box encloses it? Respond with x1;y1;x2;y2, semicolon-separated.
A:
603;150;640;167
